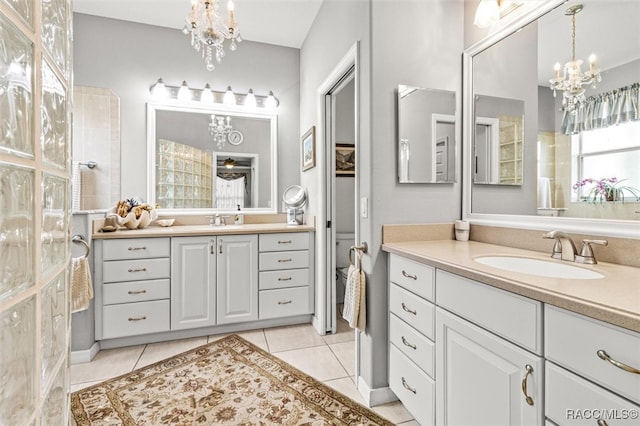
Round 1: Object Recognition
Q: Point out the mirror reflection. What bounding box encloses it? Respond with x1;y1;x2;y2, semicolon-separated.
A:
148;104;277;211
397;85;456;183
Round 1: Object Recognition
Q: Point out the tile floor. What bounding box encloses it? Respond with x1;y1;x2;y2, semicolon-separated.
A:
70;316;418;425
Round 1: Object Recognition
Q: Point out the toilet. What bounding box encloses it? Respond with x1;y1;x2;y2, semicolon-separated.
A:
335;233;355;304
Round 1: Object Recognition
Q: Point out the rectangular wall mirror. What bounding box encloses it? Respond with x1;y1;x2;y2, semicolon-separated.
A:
397;85;456;183
147;103;278;212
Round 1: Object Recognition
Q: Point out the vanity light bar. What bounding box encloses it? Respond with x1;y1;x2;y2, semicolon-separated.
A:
149;78;279;109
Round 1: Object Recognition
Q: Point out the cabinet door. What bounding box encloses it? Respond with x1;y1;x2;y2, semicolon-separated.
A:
171;237;216;330
436;308;543;426
217;235;258;324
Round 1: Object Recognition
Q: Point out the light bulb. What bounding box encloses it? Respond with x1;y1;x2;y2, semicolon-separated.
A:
245;88;257;108
265;91;278;109
223;86;236;105
150;78;167;98
177;80;190;101
474;0;500;28
200;83;214;104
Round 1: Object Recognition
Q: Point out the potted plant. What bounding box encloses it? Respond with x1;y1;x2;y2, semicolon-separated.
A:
573;177;640;204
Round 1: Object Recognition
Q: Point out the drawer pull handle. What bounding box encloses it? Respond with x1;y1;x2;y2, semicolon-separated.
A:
401;303;416;315
128;316;147;322
401;377;417;394
278;240;292;244
597;420;609;426
278;300;292;305
401;336;417;350
128;246;146;251
401;270;417;280
521;364;534;406
128;268;147;273
597;350;640;375
278;277;292;281
278;258;292;263
128;290;147;295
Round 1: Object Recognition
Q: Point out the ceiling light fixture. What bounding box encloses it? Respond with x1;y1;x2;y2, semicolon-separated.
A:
223;157;236;168
177;80;191;101
183;0;242;71
149;79;279;108
200;83;214;104
549;4;601;110
473;0;522;28
209;115;233;149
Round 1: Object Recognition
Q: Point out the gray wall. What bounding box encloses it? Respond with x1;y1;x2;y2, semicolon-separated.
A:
73;13;300;208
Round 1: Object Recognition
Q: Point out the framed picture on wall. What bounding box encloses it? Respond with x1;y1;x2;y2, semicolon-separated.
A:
301;126;316;171
336;144;355;177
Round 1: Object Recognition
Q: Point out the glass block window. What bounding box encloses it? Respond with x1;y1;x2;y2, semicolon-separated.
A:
41;173;68;277
41;0;69;75
41;61;67;169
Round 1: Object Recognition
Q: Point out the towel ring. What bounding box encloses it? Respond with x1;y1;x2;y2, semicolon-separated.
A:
348;242;368;267
72;235;90;259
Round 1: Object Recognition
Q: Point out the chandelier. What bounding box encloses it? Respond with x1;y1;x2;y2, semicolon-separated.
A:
183;0;242;71
549;4;601;110
209;115;233;148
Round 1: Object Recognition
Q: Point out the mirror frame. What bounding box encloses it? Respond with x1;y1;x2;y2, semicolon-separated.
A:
146;101;278;214
462;0;640;239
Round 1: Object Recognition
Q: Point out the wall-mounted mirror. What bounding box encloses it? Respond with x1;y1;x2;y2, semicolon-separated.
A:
474;95;524;185
397;85;456;183
147;103;277;212
464;0;640;234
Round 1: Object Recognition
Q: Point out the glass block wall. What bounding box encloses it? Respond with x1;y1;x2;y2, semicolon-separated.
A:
0;0;72;424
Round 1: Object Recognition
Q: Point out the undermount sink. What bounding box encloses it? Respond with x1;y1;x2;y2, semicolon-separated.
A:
474;256;604;280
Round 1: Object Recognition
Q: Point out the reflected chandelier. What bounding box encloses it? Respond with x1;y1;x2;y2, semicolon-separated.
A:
549;4;601;110
183;0;242;71
209;115;233;149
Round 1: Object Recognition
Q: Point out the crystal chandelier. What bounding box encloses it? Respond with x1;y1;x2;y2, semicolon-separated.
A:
209;115;233;148
183;0;242;71
549;4;601;110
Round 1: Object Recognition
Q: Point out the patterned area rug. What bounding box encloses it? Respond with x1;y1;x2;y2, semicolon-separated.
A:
71;334;393;425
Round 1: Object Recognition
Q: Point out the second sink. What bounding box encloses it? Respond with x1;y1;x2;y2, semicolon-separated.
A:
474;256;604;280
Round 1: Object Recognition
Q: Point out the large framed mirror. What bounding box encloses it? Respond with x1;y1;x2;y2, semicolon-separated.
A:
147;102;278;213
397;85;456;183
463;0;640;238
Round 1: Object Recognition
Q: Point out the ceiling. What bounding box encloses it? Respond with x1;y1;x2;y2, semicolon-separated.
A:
72;0;324;48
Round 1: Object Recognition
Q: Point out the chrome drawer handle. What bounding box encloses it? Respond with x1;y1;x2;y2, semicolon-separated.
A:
278;300;292;305
402;270;417;280
597;350;640;374
401;336;417;350
401;377;416;394
278;277;292;281
128;290;147;295
278;258;292;263
128;316;147;322
128;246;146;251
128;268;147;273
401;302;416;315
278;240;292;244
597;420;609;426
521;364;534;406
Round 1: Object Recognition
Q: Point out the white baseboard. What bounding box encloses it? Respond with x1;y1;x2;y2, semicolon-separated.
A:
70;342;100;365
357;376;398;407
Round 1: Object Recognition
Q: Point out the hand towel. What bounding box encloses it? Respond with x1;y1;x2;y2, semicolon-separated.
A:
342;265;366;332
71;256;93;313
537;177;552;208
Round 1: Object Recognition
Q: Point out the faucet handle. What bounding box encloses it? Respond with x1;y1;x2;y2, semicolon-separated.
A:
577;239;608;264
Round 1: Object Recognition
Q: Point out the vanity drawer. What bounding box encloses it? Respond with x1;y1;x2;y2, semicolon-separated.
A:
259;232;309;252
259;251;309;271
259;269;309;290
389;344;435;426
103;258;171;283
390;254;435;302
390;313;435;379
103;238;170;260
546;362;640;425
259;286;312;319
390;283;434;340
436;270;542;354
102;279;170;305
545;306;640;404
102;299;170;339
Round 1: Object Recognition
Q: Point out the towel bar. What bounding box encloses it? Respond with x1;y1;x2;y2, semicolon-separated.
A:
348;242;368;267
72;234;90;258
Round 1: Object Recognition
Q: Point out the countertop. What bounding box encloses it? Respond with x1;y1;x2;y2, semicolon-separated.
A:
93;222;316;240
382;240;640;333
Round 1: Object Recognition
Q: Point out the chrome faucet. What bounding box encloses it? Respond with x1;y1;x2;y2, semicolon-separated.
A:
542;230;578;261
575;239;608;264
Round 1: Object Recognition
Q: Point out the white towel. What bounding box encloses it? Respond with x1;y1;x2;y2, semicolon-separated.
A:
71;257;93;313
342;265;366;331
537;177;552;209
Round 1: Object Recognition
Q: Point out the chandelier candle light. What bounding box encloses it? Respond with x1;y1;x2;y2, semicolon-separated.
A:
184;0;242;71
210;115;233;149
549;4;601;110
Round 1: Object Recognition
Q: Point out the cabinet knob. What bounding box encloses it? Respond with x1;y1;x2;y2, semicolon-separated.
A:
521;364;534;406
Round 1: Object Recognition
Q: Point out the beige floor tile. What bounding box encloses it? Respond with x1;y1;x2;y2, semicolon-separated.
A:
273;345;349;382
70;380;103;393
135;336;208;369
323;377;366;406
264;323;326;353
330;340;356;376
372;401;414;424
397;421;420;426
322;316;356;345
70;344;145;384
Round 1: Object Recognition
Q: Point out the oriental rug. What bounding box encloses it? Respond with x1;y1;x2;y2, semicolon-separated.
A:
70;334;392;425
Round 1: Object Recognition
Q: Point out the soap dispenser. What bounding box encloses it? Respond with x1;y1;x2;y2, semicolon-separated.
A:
234;205;244;225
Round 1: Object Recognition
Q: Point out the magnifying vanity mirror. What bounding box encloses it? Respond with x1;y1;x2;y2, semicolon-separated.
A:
147;103;277;212
397;85;456;183
464;0;640;236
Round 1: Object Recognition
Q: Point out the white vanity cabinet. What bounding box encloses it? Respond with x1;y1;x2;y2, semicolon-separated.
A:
171;236;217;330
216;234;258;324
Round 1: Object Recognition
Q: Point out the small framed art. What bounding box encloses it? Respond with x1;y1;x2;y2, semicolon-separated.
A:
301;126;316;171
